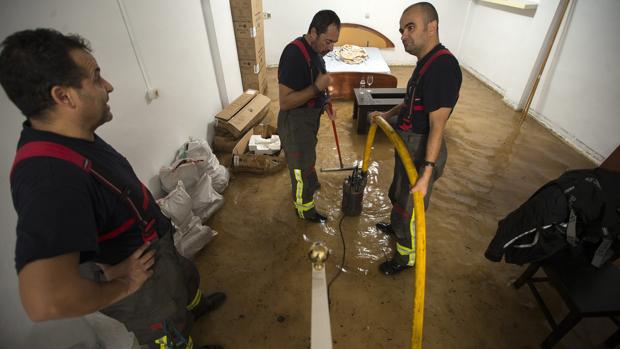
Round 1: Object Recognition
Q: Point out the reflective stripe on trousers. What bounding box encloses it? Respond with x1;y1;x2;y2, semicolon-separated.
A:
293;169;315;218
396;206;417;266
278;107;323;218
186;289;202;311
389;131;447;266
79;232;201;349
151;287;202;349
150;289;202;349
154;324;194;349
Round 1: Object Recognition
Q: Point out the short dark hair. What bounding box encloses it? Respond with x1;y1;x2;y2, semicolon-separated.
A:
404;2;439;26
307;10;341;35
0;28;91;118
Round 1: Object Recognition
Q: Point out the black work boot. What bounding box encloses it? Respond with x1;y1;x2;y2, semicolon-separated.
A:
191;292;226;319
375;222;394;235
379;259;412;276
305;211;327;223
198;345;223;349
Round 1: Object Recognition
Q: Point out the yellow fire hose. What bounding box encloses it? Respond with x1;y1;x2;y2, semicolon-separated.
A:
361;117;426;349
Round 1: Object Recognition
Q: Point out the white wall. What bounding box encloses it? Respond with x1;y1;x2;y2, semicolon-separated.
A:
202;0;244;106
263;0;618;161
529;0;620;161
0;0;238;347
263;0;470;66
459;0;619;162
459;0;552;97
0;124;28;349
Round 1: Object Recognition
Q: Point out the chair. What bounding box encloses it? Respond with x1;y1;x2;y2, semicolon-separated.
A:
328;72;397;100
513;253;620;348
600;145;620;172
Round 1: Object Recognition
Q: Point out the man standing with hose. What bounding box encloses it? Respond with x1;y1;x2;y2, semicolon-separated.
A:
277;10;340;223
370;2;462;275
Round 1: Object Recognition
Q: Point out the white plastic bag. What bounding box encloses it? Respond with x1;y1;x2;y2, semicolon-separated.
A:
176;138;230;193
173;216;218;259
191;173;224;221
159;159;201;194
157;181;193;229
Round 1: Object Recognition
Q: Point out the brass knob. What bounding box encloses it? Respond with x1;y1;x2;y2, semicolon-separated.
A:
308;241;329;271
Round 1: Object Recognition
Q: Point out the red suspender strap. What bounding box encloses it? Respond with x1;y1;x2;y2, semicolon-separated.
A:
11;141;91;178
407;49;453;116
292;39;311;65
419;49;452;77
141;183;149;210
97;218;136;242
291;39;317;108
11;141;155;243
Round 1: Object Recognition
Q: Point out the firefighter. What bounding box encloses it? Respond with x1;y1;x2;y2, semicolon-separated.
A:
277;10;340;223
370;2;462;275
1;28;225;349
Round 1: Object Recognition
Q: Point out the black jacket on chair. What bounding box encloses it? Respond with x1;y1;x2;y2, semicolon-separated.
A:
485;168;620;266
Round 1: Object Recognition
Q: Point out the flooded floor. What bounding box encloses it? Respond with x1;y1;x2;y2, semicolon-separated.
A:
192;66;608;348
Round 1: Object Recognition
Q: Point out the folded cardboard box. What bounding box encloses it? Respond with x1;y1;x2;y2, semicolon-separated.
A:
232;124;286;175
214;89;270;139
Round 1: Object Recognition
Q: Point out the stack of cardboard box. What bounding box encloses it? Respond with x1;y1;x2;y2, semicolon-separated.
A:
213;90;285;174
230;0;267;94
214;90;270;148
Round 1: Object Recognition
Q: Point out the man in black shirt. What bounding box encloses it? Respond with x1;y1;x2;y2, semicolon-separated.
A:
0;29;224;349
370;2;462;275
277;10;340;223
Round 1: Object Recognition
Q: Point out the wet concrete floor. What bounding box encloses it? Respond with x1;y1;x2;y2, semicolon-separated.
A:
192;66;611;348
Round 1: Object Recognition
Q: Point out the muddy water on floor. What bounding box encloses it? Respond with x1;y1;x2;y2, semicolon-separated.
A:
192;67;596;349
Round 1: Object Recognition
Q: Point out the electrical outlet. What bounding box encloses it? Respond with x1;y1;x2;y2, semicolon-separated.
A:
146;88;159;101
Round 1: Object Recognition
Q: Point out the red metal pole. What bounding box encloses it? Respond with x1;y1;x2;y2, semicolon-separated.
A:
327;103;344;168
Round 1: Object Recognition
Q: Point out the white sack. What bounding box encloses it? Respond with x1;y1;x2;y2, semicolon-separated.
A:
157;181;193;229
176;138;229;193
173;216;218;259
191;173;224;221
159;159;201;194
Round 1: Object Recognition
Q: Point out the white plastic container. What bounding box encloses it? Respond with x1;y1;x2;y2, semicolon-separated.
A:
249;134;281;155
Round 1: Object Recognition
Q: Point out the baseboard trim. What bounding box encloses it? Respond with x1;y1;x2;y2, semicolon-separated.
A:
460;64;602;165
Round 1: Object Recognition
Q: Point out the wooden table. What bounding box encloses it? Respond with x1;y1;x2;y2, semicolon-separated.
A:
353;88;405;134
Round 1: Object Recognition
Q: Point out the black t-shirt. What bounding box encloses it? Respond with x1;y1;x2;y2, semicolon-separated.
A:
11;123;172;272
397;44;462;134
278;36;328;108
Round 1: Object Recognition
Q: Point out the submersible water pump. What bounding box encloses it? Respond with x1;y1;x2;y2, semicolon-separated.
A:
341;166;367;216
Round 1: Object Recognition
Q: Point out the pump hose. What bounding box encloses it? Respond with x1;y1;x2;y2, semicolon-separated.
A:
361;117;427;349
